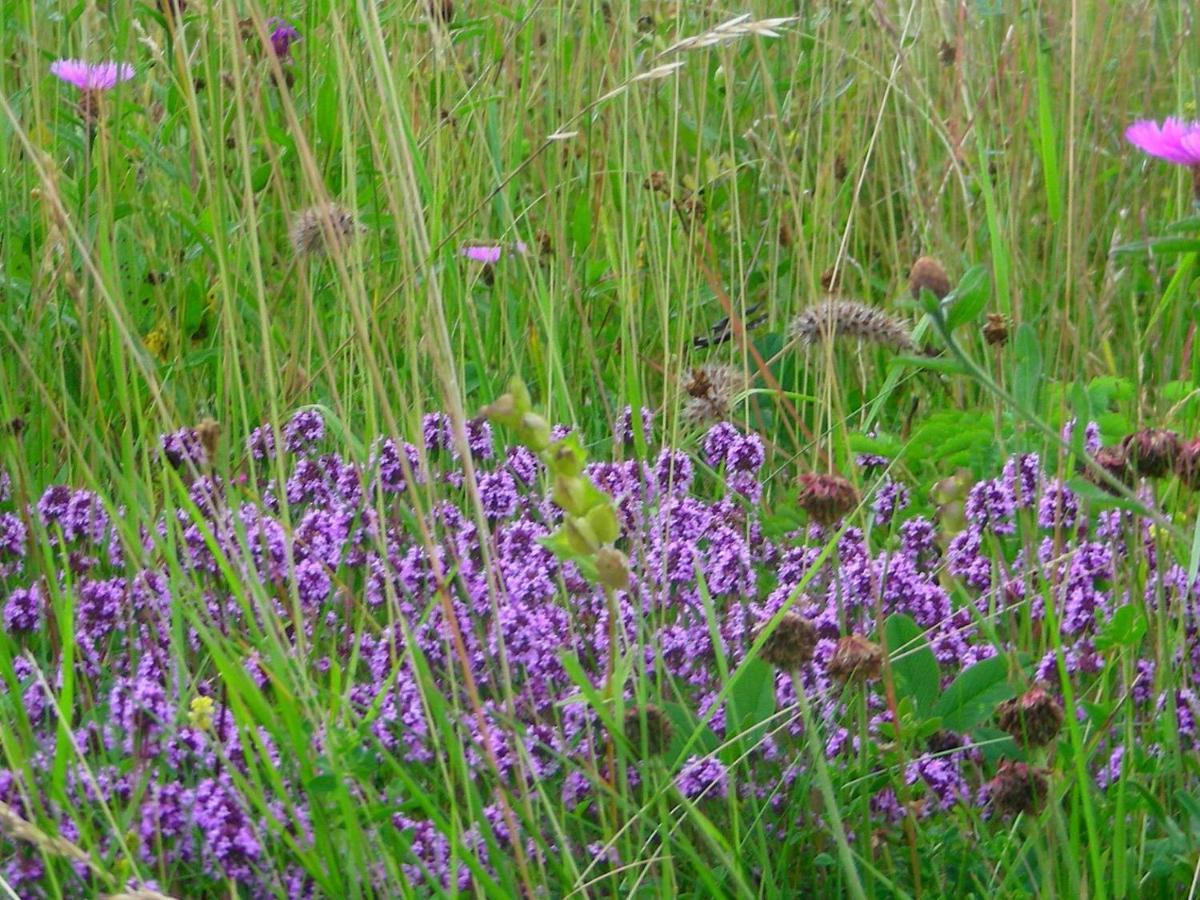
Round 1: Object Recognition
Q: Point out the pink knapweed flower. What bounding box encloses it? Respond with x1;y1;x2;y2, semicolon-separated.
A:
461;241;528;264
50;60;135;91
1125;118;1200;166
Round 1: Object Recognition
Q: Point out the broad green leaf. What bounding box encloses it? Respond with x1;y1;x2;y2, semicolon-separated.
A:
944;264;990;331
883;613;940;718
932;654;1013;733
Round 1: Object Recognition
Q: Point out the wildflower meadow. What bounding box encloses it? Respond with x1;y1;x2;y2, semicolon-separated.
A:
4;2;1200;897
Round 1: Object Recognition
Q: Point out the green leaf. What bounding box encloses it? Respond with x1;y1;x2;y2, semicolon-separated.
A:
932;654;1013;733
306;773;339;794
883;613;940;718
1012;323;1042;412
727;657;776;736
889;354;967;375
1111;236;1200;256
1094;604;1148;651
944;264;990;330
1065;477;1143;513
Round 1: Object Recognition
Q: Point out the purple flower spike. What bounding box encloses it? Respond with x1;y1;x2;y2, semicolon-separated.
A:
1125;118;1200;166
268;18;301;59
50;60;134;91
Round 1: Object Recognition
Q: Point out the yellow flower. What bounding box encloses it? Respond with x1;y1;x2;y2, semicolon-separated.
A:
188;695;215;731
144;323;171;362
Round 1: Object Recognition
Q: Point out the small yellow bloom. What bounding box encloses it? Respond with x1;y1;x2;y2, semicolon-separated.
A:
188;695;215;731
144;324;171;362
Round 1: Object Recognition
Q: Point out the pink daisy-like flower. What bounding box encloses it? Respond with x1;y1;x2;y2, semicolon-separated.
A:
461;241;528;264
1125;118;1200;166
50;59;135;92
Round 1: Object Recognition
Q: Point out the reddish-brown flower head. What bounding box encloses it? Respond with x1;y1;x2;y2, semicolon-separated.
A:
1123;428;1180;479
1085;445;1132;493
1176;437;1200;490
827;634;884;683
753;612;818;671
796;473;858;526
994;686;1063;748
908;256;952;301
987;759;1049;818
982;313;1009;347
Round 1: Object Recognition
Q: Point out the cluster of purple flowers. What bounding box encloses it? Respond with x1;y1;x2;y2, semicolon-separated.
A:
0;408;1194;893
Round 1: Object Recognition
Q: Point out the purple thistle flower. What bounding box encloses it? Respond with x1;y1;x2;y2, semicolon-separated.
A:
268;18;301;59
1125;118;1200;166
50;59;135;91
461;241;528;264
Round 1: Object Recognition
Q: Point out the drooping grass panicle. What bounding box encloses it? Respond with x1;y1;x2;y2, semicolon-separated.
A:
788;298;916;354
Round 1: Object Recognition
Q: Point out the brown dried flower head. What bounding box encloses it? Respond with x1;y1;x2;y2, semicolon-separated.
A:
1122;428;1180;479
827;633;884;683
1085;445;1132;493
623;704;672;758
289;203;359;258
994;686;1063;748
680;363;746;426
194;418;221;464
754;612;818;671
908;256;952;301
983;313;1009;347
1175;438;1200;490
938;40;957;65
796;472;858;526
789;299;915;354
987;759;1049;818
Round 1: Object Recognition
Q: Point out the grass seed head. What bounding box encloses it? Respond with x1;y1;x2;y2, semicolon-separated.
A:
289;203;359;258
789;299;915;354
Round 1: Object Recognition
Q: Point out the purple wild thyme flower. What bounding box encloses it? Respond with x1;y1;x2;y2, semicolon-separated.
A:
872;479;909;526
964;478;1016;534
283;409;325;453
675;755;729;800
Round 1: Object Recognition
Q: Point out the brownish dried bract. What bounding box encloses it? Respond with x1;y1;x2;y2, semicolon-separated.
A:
908;256;952;301
938;40;956;65
988;759;1049;818
789;299;915;354
1123;428;1180;479
194;418;221;464
289;203;359;258
796;472;858;526
1176;438;1200;490
623;704;672;758
754;612;818;671
994;686;1063;748
1085;445;1132;493
827;634;883;683
644;171;669;194
681;363;745;426
983;313;1009;347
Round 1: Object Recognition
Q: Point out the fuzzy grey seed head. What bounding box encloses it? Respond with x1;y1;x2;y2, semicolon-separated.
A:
289;202;359;257
788;299;915;354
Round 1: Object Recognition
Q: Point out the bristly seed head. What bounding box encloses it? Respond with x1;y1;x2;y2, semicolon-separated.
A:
987;759;1049;818
1122;428;1180;479
994;686;1063;748
623;704;672;758
827;633;883;683
796;472;858;526
908;256;952;301
753;612;818;671
788;299;915;354
289;203;359;258
680;363;746;425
